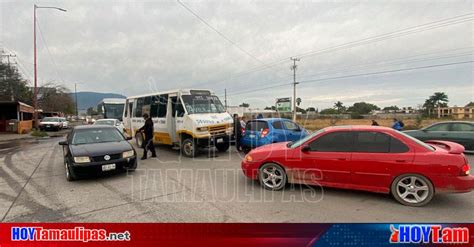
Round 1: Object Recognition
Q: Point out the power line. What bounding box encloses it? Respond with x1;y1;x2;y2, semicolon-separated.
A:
220;47;473;94
176;0;288;82
36;16;65;85
222;60;473;98
206;13;474;86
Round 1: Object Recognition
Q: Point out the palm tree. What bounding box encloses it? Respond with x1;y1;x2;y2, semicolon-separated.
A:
334;101;345;113
429;92;449;107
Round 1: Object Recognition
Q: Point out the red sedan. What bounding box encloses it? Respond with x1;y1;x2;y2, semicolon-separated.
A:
241;126;473;206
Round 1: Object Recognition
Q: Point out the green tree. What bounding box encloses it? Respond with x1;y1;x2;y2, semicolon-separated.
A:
239;102;249;107
382;105;400;111
465;102;474;107
334;101;346;113
423;92;449;117
0;60;33;104
39;83;75;114
320;108;338;114
348;102;380;118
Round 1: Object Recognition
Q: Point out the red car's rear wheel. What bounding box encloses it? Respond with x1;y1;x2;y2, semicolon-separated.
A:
391;174;434;207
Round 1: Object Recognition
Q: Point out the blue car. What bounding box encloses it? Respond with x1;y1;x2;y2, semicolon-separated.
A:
241;118;309;152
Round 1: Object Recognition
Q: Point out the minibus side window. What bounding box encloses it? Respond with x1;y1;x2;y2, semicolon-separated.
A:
135;98;144;117
158;94;168;118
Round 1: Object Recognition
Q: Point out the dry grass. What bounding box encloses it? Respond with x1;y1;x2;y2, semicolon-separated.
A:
296;118;443;131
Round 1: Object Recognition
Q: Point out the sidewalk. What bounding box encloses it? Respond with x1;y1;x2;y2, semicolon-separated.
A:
0;133;35;142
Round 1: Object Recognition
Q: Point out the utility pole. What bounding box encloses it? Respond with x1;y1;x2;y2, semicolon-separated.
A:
75;83;79;119
224;88;227;111
33;4;67;129
290;57;300;121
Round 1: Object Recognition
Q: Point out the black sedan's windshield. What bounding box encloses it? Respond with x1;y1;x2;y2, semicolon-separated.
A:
72;128;124;145
181;95;225;114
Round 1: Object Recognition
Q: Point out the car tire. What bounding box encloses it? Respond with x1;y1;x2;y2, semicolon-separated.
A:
391;174;434;207
259;163;287;191
215;142;230;152
181;137;196;158
65;160;78;181
242;147;251;154
127;160;137;172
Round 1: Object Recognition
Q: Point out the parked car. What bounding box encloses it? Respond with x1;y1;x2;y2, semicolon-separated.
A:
241;126;473;207
404;121;474;153
94;118;125;134
241;118;308;153
39;117;63;131
59;117;69;129
58;125;137;181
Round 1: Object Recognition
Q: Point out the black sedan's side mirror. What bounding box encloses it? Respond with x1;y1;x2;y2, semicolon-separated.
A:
58;141;68;146
301;145;311;152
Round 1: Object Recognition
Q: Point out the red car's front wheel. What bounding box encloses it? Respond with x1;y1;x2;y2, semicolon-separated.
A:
391;174;434;207
259;163;287;191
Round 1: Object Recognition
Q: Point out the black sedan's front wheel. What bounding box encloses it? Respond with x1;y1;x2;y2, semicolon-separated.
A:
65;160;78;181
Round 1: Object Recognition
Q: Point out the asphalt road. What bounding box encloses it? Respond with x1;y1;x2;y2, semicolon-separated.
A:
0;136;473;223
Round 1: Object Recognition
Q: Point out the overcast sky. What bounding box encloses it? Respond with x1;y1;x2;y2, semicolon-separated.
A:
1;0;473;109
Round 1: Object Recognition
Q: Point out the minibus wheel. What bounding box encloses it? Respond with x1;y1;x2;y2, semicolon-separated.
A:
216;142;230;152
181;137;196;158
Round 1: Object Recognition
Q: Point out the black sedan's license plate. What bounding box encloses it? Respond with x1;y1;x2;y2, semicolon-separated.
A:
102;164;116;171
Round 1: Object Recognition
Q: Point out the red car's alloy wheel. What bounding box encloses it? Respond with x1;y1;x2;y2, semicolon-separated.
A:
391;174;434;207
259;163;287;190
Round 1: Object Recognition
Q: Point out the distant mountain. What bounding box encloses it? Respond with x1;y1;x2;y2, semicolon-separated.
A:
69;92;126;110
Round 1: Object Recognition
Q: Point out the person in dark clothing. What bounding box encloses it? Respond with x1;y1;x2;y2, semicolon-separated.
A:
138;113;156;160
233;114;243;151
371;120;379;126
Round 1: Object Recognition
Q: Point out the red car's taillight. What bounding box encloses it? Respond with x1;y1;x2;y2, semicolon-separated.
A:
460;164;470;176
241;128;246;135
260;128;269;138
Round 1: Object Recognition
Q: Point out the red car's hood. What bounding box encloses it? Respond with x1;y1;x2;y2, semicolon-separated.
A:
251;142;291;155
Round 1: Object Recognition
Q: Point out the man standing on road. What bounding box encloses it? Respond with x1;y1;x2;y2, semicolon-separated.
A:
234;114;243;152
138;113;157;160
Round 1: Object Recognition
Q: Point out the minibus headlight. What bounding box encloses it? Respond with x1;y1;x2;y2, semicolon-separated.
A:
74;156;91;163
197;127;209;132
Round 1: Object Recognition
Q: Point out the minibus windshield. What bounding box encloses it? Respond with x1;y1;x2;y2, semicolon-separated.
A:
181;95;225;114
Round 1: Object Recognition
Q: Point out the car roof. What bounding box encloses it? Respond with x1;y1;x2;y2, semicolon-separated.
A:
248;118;293;122
96;118;118;121
73;125;117;130
324;125;395;132
428;121;473;125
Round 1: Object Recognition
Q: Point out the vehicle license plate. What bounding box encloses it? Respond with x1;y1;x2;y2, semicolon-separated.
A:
217;138;223;143
249;134;256;138
102;164;116;171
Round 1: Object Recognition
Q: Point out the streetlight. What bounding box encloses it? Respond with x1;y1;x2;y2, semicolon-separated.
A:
74;82;81;120
33;4;66;129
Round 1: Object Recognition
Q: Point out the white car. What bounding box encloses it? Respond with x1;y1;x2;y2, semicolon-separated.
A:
39;117;63;131
93;119;125;134
59;117;69;129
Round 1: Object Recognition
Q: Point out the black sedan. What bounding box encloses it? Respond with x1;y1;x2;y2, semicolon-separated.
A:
59;125;137;181
404;121;474;153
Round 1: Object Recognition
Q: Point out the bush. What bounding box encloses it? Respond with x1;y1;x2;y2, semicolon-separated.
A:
30;130;48;137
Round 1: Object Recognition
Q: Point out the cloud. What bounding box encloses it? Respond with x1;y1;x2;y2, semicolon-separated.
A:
1;0;472;109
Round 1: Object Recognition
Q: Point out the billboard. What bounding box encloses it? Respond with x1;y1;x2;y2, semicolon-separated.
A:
276;97;291;112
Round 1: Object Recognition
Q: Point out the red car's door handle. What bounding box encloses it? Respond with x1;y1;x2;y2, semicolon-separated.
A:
396;160;407;163
337;158;347;161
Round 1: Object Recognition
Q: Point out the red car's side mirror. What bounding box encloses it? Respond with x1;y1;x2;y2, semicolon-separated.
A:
301;145;311;152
